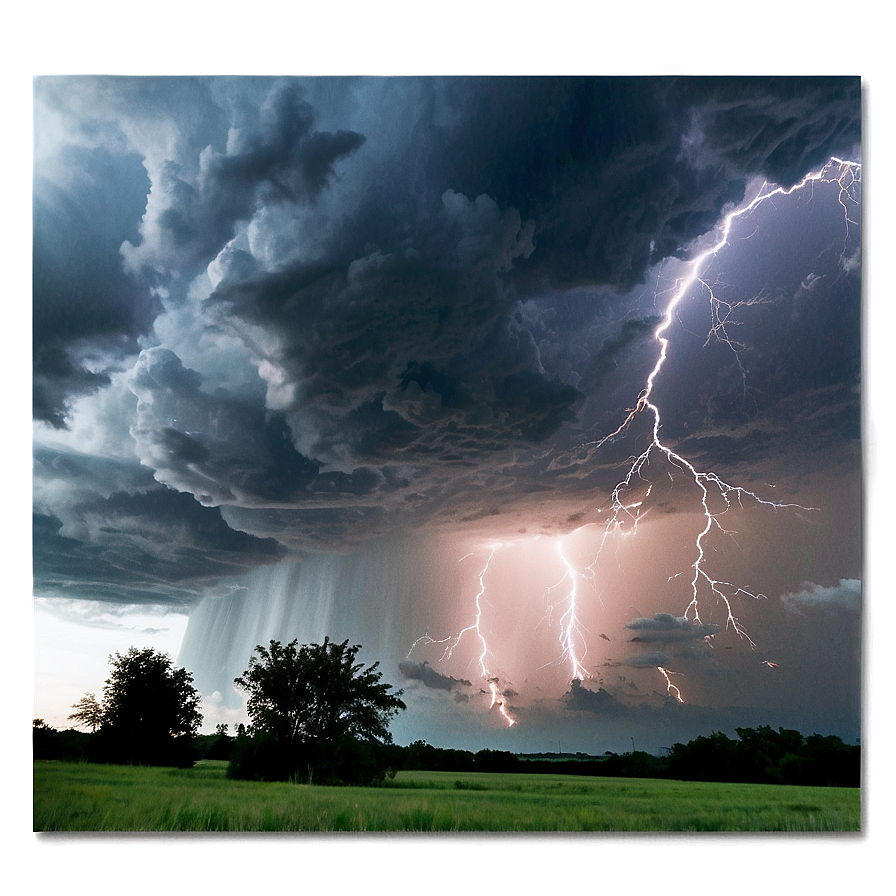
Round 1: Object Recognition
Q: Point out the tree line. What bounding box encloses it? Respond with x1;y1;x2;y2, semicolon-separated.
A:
33;640;860;788
36;638;406;784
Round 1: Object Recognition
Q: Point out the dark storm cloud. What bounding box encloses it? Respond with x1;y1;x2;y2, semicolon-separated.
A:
399;661;472;692
31;75;231;426
221;504;394;550
204;181;556;465
32;146;157;427
128;347;321;505
563;678;627;716
121;81;365;279
579;315;664;395
33;443;158;497
626;613;720;643
671;77;860;189
624;651;672;668
33;484;286;606
425;77;860;291
33;77;365;428
32;75;861;592
199;76;859;485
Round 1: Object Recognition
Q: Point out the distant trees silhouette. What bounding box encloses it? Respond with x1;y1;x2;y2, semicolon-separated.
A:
663;726;860;787
33;719;61;759
36;639;858;789
389;727;859;787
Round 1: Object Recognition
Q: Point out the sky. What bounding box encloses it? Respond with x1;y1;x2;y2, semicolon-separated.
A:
30;74;865;757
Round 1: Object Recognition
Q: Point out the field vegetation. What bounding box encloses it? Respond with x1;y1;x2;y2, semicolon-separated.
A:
35;641;861;832
33;760;860;833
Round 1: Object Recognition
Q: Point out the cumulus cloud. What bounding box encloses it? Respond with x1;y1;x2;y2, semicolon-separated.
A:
32;149;158;427
127;347;321;506
782;579;862;614
120;81;365;280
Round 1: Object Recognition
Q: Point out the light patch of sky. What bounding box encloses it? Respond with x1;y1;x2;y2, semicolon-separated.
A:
31;367;142;461
33;598;189;730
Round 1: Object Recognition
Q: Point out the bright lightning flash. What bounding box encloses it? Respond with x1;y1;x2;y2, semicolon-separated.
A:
587;158;860;653
657;666;684;703
412;544;516;726
543;539;591;682
407;157;859;730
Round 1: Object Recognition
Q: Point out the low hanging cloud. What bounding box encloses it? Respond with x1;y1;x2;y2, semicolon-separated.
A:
33;481;287;607
563;678;627;715
626;613;721;643
781;579;861;614
398;660;472;692
624;651;672;668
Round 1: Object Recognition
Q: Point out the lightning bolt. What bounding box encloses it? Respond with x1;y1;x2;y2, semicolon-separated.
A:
542;539;591;682
411;543;516;726
657;666;684;703
587;158;860;654
408;157;859;727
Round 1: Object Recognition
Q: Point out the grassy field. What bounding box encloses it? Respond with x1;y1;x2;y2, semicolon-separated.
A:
33;760;860;832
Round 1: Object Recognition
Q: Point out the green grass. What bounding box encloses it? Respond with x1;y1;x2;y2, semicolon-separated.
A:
33;761;860;832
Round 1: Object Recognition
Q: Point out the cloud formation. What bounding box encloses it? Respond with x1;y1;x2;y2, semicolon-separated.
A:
32;76;862;748
399;661;472;692
782;579;862;614
626;614;721;644
563;679;627;715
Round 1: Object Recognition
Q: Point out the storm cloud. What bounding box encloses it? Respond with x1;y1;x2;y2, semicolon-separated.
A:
32;76;862;750
399;661;473;692
626;613;721;644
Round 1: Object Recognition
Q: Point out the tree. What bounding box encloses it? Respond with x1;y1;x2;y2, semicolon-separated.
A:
89;646;202;766
231;637;406;783
68;692;104;732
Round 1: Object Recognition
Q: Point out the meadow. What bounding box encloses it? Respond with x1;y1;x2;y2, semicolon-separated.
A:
33;760;860;832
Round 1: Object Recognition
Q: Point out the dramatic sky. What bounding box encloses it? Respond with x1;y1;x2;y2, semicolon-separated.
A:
32;75;862;754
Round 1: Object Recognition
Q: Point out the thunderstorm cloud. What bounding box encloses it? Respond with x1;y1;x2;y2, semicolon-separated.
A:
563;679;627;716
32;76;862;751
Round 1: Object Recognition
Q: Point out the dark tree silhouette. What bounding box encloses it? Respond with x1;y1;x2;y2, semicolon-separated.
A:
663;726;860;787
33;719;61;759
231;637;406;783
89;647;202;766
67;692;104;732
